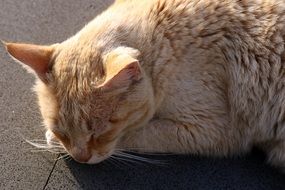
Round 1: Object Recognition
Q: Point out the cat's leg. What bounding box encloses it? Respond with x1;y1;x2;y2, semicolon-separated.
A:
119;119;237;156
266;141;285;171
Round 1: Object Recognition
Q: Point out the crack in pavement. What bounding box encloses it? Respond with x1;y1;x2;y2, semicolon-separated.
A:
42;154;60;190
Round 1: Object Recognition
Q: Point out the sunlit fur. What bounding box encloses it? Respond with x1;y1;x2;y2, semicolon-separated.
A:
6;0;285;168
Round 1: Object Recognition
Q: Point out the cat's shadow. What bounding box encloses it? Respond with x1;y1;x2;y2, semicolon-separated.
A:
64;149;285;190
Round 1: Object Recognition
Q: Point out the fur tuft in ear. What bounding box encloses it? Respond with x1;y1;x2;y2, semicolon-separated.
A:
99;47;142;91
3;42;56;82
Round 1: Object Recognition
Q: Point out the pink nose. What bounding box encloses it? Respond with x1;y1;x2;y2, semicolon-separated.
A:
71;147;92;163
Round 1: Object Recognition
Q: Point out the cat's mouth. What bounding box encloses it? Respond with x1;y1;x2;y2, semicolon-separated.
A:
66;146;112;164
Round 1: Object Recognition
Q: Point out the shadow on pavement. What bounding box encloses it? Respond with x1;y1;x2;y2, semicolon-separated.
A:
64;149;285;190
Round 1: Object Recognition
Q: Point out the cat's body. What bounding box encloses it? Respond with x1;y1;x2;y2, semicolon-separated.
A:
4;0;285;168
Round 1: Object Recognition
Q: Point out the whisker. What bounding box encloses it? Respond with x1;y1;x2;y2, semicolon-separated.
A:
23;149;62;154
63;154;72;161
25;147;64;151
112;155;143;166
115;152;149;163
16;131;65;154
31;150;63;154
57;153;70;161
116;148;173;156
67;156;73;161
24;139;65;154
25;139;63;149
28;139;61;145
114;151;166;165
108;157;125;168
111;156;136;167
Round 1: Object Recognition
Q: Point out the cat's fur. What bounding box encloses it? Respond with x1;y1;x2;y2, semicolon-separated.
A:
4;0;285;168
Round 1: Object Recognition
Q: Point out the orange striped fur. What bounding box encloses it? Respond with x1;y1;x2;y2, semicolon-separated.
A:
5;0;285;169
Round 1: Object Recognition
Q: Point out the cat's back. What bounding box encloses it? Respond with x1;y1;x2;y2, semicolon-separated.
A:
152;0;285;137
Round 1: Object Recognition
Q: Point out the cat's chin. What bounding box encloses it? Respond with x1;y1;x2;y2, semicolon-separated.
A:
85;153;111;164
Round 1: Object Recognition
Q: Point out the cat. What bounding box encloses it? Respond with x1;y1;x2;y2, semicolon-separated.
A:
3;0;285;169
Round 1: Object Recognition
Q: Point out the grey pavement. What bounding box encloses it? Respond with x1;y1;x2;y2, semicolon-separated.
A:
0;0;284;190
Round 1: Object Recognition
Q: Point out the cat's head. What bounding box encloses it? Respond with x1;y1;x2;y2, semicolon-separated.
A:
4;41;154;164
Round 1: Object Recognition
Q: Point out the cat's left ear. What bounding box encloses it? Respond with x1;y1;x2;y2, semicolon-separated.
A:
99;47;142;91
3;41;56;82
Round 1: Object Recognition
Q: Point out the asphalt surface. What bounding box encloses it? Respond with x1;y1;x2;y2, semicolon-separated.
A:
0;0;284;189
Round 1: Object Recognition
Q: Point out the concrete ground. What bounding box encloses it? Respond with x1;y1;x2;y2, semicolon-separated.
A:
0;0;284;189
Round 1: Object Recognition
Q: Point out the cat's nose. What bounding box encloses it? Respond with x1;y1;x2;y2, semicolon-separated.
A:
70;147;92;163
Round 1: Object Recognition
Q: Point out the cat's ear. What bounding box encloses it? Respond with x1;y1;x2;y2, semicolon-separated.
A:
99;48;142;91
3;41;56;82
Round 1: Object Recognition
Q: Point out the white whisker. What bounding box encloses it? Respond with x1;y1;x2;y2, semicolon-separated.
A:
116;148;173;156
108;157;125;168
57;153;70;161
24;139;65;154
112;155;143;166
113;150;166;165
27;139;61;145
110;156;134;167
30;149;63;154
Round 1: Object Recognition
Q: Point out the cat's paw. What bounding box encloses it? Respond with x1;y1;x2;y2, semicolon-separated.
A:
45;129;58;146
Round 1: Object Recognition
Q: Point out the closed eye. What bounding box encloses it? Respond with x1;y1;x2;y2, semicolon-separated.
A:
86;119;93;131
51;128;70;146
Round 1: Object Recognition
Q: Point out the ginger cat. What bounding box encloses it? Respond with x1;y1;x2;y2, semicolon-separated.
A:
4;0;285;169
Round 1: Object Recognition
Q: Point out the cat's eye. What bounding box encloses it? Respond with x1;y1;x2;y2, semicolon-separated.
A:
52;129;65;138
51;128;69;144
86;120;93;131
92;133;100;139
88;117;104;130
109;117;120;124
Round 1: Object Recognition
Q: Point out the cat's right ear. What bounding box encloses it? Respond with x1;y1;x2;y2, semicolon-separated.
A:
98;47;141;92
2;41;56;82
